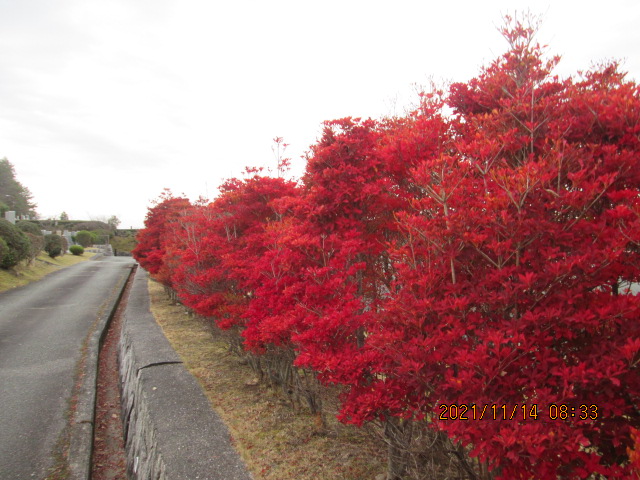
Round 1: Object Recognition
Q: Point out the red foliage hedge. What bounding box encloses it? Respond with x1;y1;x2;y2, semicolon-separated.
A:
134;21;640;479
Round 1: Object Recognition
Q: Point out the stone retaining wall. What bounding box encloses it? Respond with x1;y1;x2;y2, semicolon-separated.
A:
118;268;252;480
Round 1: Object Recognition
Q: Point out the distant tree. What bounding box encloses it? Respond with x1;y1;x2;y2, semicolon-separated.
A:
107;215;120;230
73;221;109;231
16;220;43;236
131;190;192;281
0;158;37;217
0;219;31;268
44;234;63;258
75;230;95;247
90;229;111;244
24;233;44;264
110;235;136;255
60;211;69;221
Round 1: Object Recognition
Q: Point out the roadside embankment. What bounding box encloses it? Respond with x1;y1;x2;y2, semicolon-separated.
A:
0;250;99;292
118;268;252;480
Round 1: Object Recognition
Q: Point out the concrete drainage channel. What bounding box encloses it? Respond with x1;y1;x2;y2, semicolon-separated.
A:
68;261;136;480
71;265;253;480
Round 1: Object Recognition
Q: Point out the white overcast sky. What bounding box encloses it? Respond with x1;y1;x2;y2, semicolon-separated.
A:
1;0;638;228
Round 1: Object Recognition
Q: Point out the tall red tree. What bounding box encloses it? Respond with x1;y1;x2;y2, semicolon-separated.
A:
368;18;640;479
170;173;298;330
132;190;192;288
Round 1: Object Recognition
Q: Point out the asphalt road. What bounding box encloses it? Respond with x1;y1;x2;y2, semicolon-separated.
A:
0;256;135;479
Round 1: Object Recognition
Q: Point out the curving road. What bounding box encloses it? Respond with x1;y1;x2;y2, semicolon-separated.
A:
0;256;135;479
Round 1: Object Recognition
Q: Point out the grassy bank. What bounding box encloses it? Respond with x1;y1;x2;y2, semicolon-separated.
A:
0;250;97;292
148;279;387;480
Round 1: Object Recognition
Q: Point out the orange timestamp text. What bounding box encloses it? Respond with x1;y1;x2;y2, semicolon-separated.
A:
438;403;599;421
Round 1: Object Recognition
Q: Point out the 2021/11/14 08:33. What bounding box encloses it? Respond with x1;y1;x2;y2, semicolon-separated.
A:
438;404;599;421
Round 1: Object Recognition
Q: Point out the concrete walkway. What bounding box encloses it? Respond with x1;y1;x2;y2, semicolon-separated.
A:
118;268;253;480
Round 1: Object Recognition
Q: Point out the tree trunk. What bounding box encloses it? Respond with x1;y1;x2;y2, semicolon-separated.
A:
384;417;413;480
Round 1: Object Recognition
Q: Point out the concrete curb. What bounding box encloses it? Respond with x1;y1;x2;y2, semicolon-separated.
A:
118;268;253;480
68;261;137;480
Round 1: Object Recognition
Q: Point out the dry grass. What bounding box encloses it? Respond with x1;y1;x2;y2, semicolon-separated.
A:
148;279;387;480
0;250;98;292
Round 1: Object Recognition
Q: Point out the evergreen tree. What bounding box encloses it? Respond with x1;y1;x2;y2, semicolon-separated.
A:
0;158;37;217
